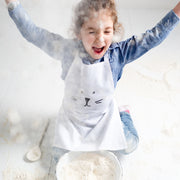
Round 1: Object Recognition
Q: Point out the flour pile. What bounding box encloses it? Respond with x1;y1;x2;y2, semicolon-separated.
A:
57;152;119;180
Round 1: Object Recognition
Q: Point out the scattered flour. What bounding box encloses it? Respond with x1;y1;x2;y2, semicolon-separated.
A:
2;166;46;180
2;168;33;180
7;110;27;144
7;109;21;125
57;153;118;180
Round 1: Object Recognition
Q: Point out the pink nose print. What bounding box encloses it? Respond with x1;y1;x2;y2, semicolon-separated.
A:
84;98;91;107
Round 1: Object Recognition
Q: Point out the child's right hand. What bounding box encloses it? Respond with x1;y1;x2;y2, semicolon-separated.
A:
173;2;180;18
5;0;17;5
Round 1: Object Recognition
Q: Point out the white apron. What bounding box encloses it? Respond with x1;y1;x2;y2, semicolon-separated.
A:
54;53;127;151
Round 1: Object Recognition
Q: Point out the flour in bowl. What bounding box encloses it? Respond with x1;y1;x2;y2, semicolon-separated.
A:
57;152;118;180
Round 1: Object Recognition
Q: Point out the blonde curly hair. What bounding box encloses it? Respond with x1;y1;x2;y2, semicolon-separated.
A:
72;0;123;38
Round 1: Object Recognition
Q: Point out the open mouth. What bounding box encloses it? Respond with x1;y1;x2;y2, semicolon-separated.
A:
92;47;104;54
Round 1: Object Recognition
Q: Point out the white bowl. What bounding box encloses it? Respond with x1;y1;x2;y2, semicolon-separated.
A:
56;151;123;180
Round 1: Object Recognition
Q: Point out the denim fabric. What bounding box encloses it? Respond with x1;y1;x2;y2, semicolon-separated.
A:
119;112;139;154
47;147;69;180
9;4;179;87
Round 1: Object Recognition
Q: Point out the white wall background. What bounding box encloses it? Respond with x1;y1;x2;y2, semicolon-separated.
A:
0;0;180;179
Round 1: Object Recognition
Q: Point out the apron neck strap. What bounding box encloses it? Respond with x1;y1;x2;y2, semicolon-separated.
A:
104;52;109;62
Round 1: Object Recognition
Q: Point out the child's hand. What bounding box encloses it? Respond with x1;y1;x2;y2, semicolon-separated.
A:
173;2;180;18
5;0;17;5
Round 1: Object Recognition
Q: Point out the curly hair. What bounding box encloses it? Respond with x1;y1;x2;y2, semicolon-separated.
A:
72;0;123;38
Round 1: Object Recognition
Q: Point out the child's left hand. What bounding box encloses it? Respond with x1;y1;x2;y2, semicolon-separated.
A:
5;0;17;5
173;2;180;18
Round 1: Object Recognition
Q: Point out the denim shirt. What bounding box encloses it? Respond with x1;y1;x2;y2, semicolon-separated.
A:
8;4;179;87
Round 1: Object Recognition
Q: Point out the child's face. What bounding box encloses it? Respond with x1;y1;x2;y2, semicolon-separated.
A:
79;9;114;60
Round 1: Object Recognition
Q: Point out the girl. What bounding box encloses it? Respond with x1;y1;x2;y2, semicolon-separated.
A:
5;0;180;179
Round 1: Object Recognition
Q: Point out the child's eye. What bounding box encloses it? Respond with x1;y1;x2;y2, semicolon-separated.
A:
89;31;95;34
104;31;111;34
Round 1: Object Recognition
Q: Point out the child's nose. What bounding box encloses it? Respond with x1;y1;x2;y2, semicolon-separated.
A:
96;33;104;43
98;36;104;42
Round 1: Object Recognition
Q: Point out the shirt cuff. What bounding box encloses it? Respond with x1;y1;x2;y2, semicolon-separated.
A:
7;1;20;11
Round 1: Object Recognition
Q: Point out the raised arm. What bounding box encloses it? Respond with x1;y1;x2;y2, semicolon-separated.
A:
118;7;180;64
5;0;69;60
